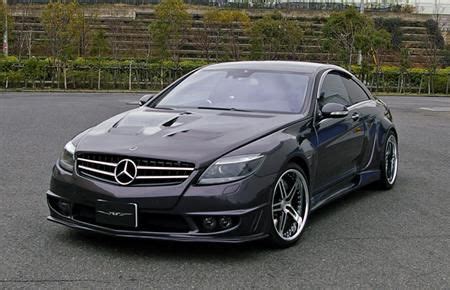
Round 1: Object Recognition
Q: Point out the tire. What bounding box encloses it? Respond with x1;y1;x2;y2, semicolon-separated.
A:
377;132;399;190
267;163;310;248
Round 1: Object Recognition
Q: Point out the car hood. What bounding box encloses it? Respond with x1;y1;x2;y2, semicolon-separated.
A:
76;107;304;167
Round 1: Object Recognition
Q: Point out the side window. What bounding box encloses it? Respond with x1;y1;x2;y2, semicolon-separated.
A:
319;73;352;109
345;78;371;104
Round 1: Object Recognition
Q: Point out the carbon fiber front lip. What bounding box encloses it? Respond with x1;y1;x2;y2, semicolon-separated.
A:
47;215;268;243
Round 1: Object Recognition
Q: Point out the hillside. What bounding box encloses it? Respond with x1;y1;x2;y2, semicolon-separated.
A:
8;4;441;66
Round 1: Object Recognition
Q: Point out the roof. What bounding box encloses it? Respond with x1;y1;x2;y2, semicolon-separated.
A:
202;61;341;74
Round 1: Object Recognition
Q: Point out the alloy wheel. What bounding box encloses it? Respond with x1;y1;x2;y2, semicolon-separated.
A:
385;135;398;185
271;169;309;241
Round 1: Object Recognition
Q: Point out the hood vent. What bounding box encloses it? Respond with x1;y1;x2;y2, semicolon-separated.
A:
161;117;179;127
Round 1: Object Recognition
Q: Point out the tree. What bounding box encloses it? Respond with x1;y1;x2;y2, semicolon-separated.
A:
374;17;403;49
40;0;83;61
41;0;85;89
192;10;221;61
423;18;445;93
109;17;125;59
12;0;32;59
217;10;250;60
321;7;371;69
149;0;191;63
71;8;95;57
441;45;450;67
0;1;14;57
250;12;303;60
424;18;444;69
89;30;110;90
89;30;110;57
356;26;391;72
192;10;249;61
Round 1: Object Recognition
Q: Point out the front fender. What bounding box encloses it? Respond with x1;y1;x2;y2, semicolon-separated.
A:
224;118;316;184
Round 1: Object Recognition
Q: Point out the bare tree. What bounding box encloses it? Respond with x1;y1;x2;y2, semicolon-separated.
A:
218;10;250;61
192;10;221;61
423;16;445;94
13;0;33;59
109;17;125;59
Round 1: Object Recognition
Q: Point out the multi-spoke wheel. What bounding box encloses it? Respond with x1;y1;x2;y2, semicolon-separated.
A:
378;132;398;189
268;164;309;247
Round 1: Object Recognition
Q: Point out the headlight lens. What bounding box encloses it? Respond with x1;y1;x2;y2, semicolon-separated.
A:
198;154;264;185
59;141;75;172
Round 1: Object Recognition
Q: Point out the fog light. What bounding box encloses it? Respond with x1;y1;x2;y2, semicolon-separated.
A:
202;217;217;231
57;200;72;216
218;216;233;229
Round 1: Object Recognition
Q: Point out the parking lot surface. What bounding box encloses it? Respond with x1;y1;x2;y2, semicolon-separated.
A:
0;93;449;288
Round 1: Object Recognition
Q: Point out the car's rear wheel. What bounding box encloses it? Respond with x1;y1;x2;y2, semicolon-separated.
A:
378;132;398;189
268;164;310;248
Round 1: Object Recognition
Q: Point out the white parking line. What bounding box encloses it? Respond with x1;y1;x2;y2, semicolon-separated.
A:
419;107;450;112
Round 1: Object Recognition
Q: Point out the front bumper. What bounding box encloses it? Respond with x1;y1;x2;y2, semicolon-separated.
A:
47;193;267;243
47;162;276;243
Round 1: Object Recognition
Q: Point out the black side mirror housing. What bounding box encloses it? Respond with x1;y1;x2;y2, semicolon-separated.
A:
321;103;349;118
139;94;156;106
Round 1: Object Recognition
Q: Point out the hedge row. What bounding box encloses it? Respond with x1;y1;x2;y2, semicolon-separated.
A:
0;57;209;90
1;57;449;94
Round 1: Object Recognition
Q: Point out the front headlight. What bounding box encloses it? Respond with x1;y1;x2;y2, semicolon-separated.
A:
198;154;264;185
59;141;75;172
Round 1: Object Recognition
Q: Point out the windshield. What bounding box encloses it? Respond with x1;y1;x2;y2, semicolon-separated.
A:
154;69;311;113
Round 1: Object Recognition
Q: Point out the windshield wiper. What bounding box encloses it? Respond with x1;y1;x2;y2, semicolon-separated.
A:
151;106;192;115
196;106;250;112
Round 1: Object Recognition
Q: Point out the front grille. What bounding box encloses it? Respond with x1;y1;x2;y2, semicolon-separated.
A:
76;153;195;186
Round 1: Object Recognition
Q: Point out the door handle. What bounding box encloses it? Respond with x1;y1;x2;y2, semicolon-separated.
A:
351;112;360;121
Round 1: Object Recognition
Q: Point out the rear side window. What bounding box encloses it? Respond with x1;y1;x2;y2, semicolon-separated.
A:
319;73;352;108
345;79;371;104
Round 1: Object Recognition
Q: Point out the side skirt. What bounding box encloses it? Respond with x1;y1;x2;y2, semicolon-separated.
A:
310;169;381;212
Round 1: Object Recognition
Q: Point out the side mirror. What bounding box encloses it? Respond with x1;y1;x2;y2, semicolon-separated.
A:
139;94;156;106
321;103;349;118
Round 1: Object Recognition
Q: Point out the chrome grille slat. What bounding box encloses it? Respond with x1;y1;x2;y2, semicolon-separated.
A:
77;157;117;167
135;175;190;180
78;165;115;177
76;153;195;186
137;166;194;171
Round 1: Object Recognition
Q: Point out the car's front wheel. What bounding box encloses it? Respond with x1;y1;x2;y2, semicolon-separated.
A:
268;164;310;248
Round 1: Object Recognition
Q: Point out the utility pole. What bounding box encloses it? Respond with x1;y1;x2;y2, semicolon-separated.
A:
2;0;8;57
357;0;364;66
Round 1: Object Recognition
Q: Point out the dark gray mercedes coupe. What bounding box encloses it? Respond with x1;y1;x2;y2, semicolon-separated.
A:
47;61;398;247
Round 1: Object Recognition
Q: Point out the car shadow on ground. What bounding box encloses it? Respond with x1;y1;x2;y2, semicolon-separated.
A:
53;183;389;260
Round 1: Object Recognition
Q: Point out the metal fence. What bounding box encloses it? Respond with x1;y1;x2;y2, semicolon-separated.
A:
1;63;449;94
1;64;190;91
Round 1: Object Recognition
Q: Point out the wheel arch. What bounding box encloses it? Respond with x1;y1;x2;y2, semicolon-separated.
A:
287;155;310;184
381;126;398;148
390;127;398;140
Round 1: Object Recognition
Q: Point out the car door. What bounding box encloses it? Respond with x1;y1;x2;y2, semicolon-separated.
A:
343;77;379;170
313;71;365;193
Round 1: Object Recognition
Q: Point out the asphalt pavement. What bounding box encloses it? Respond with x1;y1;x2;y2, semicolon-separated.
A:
0;93;449;288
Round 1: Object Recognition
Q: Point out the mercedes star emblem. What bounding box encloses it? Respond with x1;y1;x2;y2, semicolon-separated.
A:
114;159;137;185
